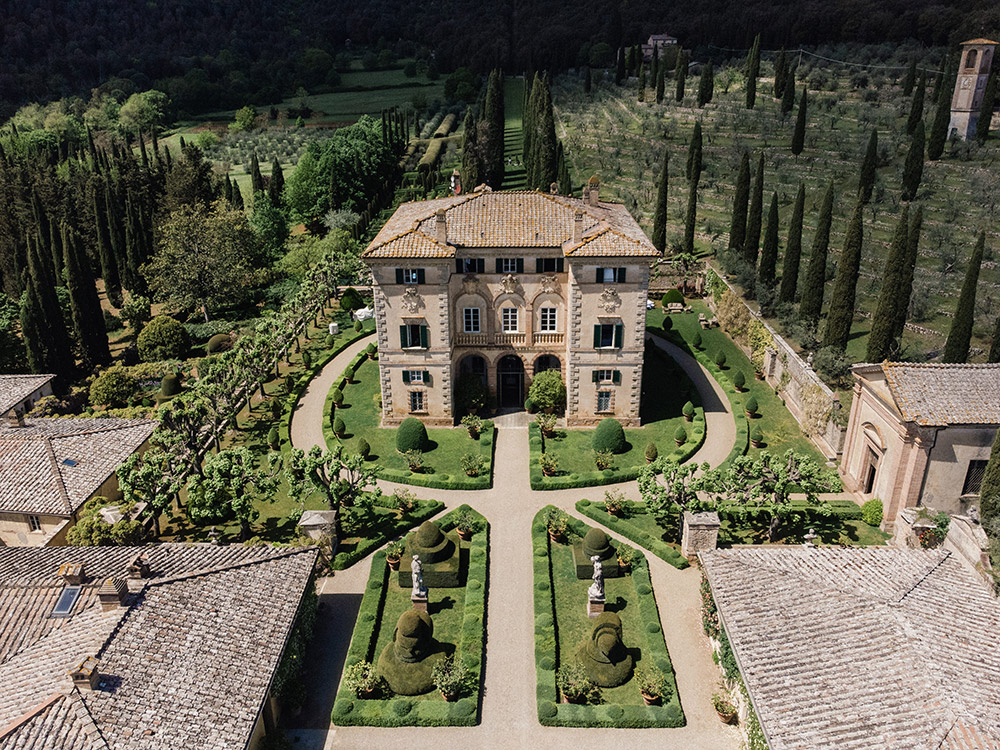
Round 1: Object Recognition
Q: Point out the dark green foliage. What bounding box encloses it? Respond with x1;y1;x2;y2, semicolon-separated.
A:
745;34;761;109
683;179;697;254
268;426;279;449
460;109;480;191
866;205;910;362
942;232;985;364
528;369;566;412
778;184;805;304
892;205;923;342
62;224;110;368
302;350;312;369
285;374;295;394
976;69;998;144
780;69;795;116
638;64;646;102
268;157;284;206
979;428;1000;530
206;333;230;353
526;73;558;190
714;350;727;367
744;153;765;268
691;330;702;349
270;398;282;420
732;370;746;390
696;60;714;107
744;396;758;415
339;287;364;313
663;289;684;305
93;184;123;308
655;69;665;104
683;400;695;418
331;387;344;405
137;315;190;362
901;120;925;201
822;200;865;352
250;152;263;194
325;334;336;348
902;60;916;96
593;418;626;454
686;122;702;184
160;373;181;397
661;316;673;332
455;372;488;412
990;316;1000;363
927;58;954;160
357;437;370;459
575;612;633;687
333;415;345;437
774;48;788;97
791;87;807;156
651;146;669;252
906;72;926;136
750;426;763;444
758;192;780;289
21;235;73;381
645;442;658;461
615;48;626;85
397;417;429;453
354;320;363;332
858;130;878;204
800;183;834;325
861;498;883;527
674;51;687;102
728;152;750;254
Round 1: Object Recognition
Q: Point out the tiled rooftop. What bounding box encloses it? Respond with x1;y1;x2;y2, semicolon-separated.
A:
701;547;1000;750
0;544;317;749
364;190;659;259
0;418;155;516
0;375;54;415
860;362;1000;426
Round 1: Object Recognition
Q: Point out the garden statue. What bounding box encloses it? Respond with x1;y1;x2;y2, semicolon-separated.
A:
588;555;605;601
377;608;445;695
411;555;427;599
576;611;634;687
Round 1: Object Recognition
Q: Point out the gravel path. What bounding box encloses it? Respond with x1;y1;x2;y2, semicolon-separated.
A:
287;337;740;750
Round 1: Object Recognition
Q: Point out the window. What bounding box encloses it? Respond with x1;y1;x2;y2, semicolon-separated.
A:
395;268;426;284
399;323;428;348
51;586;82;618
457;258;485;273
593;322;624;349
596;267;627;283
963;459;989;495
966;49;979;70
535;257;565;273
463;308;481;333
597;391;612;412
409;391;425;412
502;307;519;333
403;370;428;384
27;514;42;532
540;307;557;332
592;370;621;384
496;258;524;274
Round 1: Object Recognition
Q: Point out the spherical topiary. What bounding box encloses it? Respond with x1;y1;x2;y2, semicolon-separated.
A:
861;498;884;527
206;333;231;354
646;622;661;634
645;442;658;461
90;366;137;407
663;289;684;305
732;370;746;390
745;396;759;415
137;315;190;362
333;415;346;437
715;350;727;368
159;373;181;397
674;425;687;444
593;418;626;454
583;528;615;561
357;437;370;458
396;417;428;453
636;583;652;595
691;331;702;349
268;426;279;449
539;656;556;671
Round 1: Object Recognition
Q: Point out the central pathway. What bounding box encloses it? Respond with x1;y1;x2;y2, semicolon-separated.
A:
288;336;741;750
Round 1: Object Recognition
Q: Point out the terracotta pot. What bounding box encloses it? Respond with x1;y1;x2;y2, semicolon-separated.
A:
618;561;631;573
441;691;458;702
548;529;565;543
641;690;661;706
684;414;694;422
457;528;473;541
674;438;685;447
543;469;556;477
754;371;765;381
751;439;762;449
716;708;738;724
745;410;755;419
387;556;400;570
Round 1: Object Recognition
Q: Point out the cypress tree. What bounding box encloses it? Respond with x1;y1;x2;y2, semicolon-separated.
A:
902;60;916;96
652;146;669;252
906;72;925;136
461;109;480;191
223;174;234;205
758;192;780;288
626;46;636;76
93;182;122;308
615;48;627;85
791;87;807;156
483;69;506;187
901;120;925;201
232;183;245;211
942;232;985;363
527;74;557;189
774;48;787;98
63;223;110;368
651;48;659;87
31;190;54;282
684;179;698;254
800;182;834;325
892;205;923;342
655;69;665;104
778;183;805;304
745;152;765;267
858;129;878;203
927;56;955;160
697;60;714;107
269;157;284;205
24;235;73;380
686;122;702;183
822;200;865;352
522;73;537;167
728;152;751;254
250;152;263;194
20;267;52;376
48;215;63;281
632;45;641;76
978;425;1000;528
638;64;646;102
780;70;796;116
584;66;592;94
866;205;910;362
745;34;761;109
557;143;572;195
989;315;1000;363
975;69;998;144
675;51;688;102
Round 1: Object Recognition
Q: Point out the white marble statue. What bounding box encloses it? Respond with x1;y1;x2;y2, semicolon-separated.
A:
411;555;427;598
588;555;605;601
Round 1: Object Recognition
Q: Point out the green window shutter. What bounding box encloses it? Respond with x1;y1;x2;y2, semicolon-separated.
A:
416;268;426;284
423;370;431;383
516;258;524;273
477;259;485;273
402;370;411;384
617;267;626;283
496;258;503;273
556;258;564;272
593;324;602;348
536;258;544;273
592;370;599;383
614;323;624;349
399;325;408;347
595;268;603;283
395;268;404;284
612;370;622;384
420;325;429;348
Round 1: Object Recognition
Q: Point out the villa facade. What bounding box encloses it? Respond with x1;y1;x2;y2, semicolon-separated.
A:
362;187;660;427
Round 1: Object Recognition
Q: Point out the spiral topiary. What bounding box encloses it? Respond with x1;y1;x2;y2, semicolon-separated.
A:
396;417;428;453
593;418;626;454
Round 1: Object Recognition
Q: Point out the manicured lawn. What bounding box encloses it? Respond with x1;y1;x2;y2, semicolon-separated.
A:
327;357;494;488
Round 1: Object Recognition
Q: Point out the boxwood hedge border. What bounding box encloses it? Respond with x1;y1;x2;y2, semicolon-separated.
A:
574;499;690;570
332;498;444;570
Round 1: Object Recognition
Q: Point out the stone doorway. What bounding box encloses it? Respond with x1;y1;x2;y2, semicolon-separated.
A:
498;355;525;409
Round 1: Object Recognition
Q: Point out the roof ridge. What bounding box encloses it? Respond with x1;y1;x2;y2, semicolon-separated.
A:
145;546;318;589
41;435;74;515
68;689;112;750
0;692;64;741
891;550;951;604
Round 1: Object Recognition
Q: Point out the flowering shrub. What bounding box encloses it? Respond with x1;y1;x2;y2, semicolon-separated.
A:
700;573;720;639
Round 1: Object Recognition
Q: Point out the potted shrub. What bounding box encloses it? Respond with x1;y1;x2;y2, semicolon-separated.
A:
691;331;703;350
461;452;485;477
405;449;424;472
544;508;569;542
539;452;559;477
744;396;758;419
674;425;687;447
594;449;615;470
333;415;346;438
365;342;377;360
616;544;636;573
454;508;479;540
343;661;384;699
557;664;600;704
535;412;557;437
385;540;404;570
645;442;658;463
356;437;370;459
431;655;473;702
750;426;764;448
392;488;416;514
635;667;670;706
714;350;727;368
712;692;738;724
732;370;746;392
682;400;695;422
461;414;484;438
604;488;626;516
331;387;344;406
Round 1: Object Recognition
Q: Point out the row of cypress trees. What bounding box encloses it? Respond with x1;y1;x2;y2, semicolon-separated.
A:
460;69;505;190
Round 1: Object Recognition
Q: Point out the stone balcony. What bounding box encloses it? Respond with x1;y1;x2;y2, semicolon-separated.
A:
453;332;565;348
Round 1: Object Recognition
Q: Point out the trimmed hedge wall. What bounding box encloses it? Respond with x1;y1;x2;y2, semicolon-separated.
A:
532;506;685;728
333;505;489;727
574;500;689;570
332;499;444;570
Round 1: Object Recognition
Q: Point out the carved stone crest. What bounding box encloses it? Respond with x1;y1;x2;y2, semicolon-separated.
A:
500;273;522;296
599;287;622;313
461;273;481;296
539;274;560;294
401;286;423;313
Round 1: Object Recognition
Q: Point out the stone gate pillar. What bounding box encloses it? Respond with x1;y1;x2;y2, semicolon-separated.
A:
681;511;721;558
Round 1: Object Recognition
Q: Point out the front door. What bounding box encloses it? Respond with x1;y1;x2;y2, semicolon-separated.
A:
497;355;524;408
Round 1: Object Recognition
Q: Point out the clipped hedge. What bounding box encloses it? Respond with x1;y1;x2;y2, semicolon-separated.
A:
574;499;689;570
332;498;444;570
333;505;488;727
532;507;684;728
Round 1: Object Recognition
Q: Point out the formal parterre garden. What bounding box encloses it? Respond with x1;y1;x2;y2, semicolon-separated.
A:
333;505;488;727
532;507;684;727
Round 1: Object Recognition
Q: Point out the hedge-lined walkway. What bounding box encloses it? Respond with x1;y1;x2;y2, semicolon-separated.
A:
286;339;741;748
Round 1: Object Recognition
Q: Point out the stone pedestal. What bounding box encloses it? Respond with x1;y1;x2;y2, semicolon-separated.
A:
681;511;721;558
587;598;605;618
411;594;428;612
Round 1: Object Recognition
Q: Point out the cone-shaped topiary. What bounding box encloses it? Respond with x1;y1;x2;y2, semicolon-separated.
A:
645;442;658;461
302;350;312;369
661;316;673;332
692;331;702;349
357;437;370;459
674;425;687;444
750;426;763;446
354;320;363;332
593;418;626;454
333;415;346;437
682;401;695;421
745;396;758;415
270;398;282;420
397;417;429;453
332;387;344;405
268;426;279;449
715;350;727;368
366;342;377;359
325;334;335;348
732;370;746;390
284;374;295;394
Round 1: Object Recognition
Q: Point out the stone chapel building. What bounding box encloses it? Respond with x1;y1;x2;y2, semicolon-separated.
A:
950;38;997;140
362;186;660;426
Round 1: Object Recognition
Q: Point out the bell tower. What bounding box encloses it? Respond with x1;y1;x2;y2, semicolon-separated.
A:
949;38;998;140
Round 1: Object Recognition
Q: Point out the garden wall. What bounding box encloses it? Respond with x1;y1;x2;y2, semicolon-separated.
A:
704;269;845;459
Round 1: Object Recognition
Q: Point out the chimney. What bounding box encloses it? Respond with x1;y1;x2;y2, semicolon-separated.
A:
98;577;128;611
58;562;85;585
435;208;448;244
587;175;600;207
128;553;151;580
549;181;558;195
6;408;24;428
573;210;584;244
69;656;100;691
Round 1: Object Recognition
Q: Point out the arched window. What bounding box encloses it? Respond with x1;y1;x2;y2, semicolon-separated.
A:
966;49;979;70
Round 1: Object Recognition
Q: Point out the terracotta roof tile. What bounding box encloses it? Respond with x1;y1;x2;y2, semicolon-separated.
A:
0;375;54;415
874;362;1000;426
